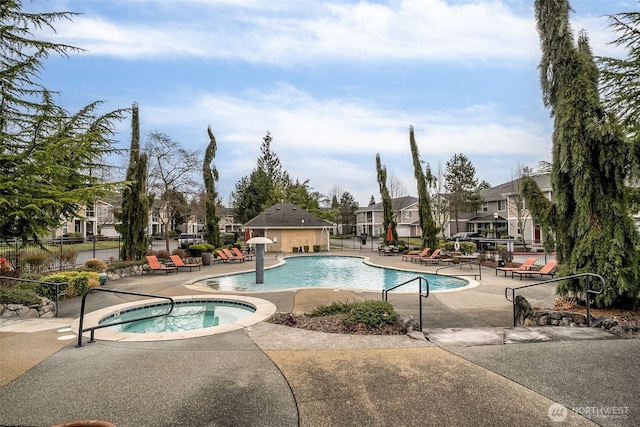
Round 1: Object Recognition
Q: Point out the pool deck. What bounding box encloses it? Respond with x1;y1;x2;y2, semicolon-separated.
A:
1;249;638;426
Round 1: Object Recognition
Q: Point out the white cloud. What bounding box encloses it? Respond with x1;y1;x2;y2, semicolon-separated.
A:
45;0;541;65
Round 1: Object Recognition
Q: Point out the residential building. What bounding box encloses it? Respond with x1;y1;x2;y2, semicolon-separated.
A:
355;196;418;239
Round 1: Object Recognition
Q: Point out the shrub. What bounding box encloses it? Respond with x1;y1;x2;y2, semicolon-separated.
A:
223;232;237;246
18;251;51;273
342;300;399;329
41;271;100;298
53;249;79;266
155;249;170;260
303;245;309;253
0;287;42;305
313;245;321;252
84;258;107;272
460;241;476;255
203;243;215;253
311;301;353;316
311;300;399;330
106;259;147;272
188;244;207;257
171;248;186;259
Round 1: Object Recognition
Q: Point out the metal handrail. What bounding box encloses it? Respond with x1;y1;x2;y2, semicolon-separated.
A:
0;276;67;317
435;261;482;280
382;276;429;331
505;273;605;327
76;288;174;347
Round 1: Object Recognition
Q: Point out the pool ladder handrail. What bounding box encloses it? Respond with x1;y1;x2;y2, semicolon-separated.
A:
76;288;175;347
504;273;605;327
382;276;429;331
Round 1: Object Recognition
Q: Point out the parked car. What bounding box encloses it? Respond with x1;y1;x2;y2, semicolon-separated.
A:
446;232;480;242
177;234;202;246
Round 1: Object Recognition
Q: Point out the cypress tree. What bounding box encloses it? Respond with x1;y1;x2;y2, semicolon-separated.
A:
376;154;396;243
203;126;221;247
116;103;149;260
524;0;640;308
409;126;438;250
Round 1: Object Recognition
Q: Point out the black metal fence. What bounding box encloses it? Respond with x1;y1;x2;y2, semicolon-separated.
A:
0;237;123;274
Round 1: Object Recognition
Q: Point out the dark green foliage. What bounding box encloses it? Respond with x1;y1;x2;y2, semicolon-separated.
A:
376;154;396;242
232;132;323;223
338;191;359;233
0;1;124;244
311;300;399;330
444;153;483;233
530;0;640;308
115;103;149;261
188;244;207;257
203;126;222;247
0;288;41;305
409;126;438;250
41;271;99;298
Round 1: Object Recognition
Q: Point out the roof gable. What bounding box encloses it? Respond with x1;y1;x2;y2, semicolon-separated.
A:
244;203;333;228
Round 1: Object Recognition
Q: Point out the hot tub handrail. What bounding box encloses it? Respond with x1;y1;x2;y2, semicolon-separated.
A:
504;273;605;327
76;288;174;347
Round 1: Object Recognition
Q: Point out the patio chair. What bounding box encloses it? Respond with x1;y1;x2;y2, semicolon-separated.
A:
495;257;537;277
402;247;430;262
145;255;178;275
223;248;247;262
169;255;201;272
216;249;243;263
419;248;443;265
512;259;558;280
233;247;254;261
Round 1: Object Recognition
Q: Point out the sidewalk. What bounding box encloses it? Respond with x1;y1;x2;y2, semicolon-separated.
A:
1;250;638;426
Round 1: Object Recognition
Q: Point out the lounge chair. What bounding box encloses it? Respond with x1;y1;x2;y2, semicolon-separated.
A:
146;255;178;274
419;248;443;265
402;248;430;262
233;247;253;261
169;255;201;272
216;249;243;263
495;257;537;277
223;248;247;262
512;259;558;280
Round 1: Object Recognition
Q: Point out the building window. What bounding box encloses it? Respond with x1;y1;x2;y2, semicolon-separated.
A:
479;203;488;212
366;212;372;222
497;200;506;211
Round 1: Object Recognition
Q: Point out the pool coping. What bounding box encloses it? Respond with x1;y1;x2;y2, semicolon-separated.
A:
71;295;277;342
185;254;480;293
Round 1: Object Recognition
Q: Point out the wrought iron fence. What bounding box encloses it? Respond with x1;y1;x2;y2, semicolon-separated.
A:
0;237;122;274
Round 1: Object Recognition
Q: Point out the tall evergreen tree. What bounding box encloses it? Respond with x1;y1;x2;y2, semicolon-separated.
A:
203;126;221;247
444;153;482;233
0;1;124;244
116;103;149;260
409;126;438;250
376;154;396;243
523;0;640;308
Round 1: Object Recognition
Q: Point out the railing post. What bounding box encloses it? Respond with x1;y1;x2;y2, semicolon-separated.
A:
418;278;423;331
586;275;591;327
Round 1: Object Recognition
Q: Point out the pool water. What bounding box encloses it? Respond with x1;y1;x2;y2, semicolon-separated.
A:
198;255;468;292
99;300;256;333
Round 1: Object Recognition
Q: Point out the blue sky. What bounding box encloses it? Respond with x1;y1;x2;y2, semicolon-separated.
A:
28;0;635;206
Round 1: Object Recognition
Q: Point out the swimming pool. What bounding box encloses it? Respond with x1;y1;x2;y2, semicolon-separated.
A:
196;255;469;292
99;299;256;333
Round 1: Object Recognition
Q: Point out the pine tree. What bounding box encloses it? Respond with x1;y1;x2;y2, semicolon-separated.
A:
524;0;640;308
0;1;124;244
409;126;438;250
444;153;482;233
115;103;149;260
203;126;221;247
